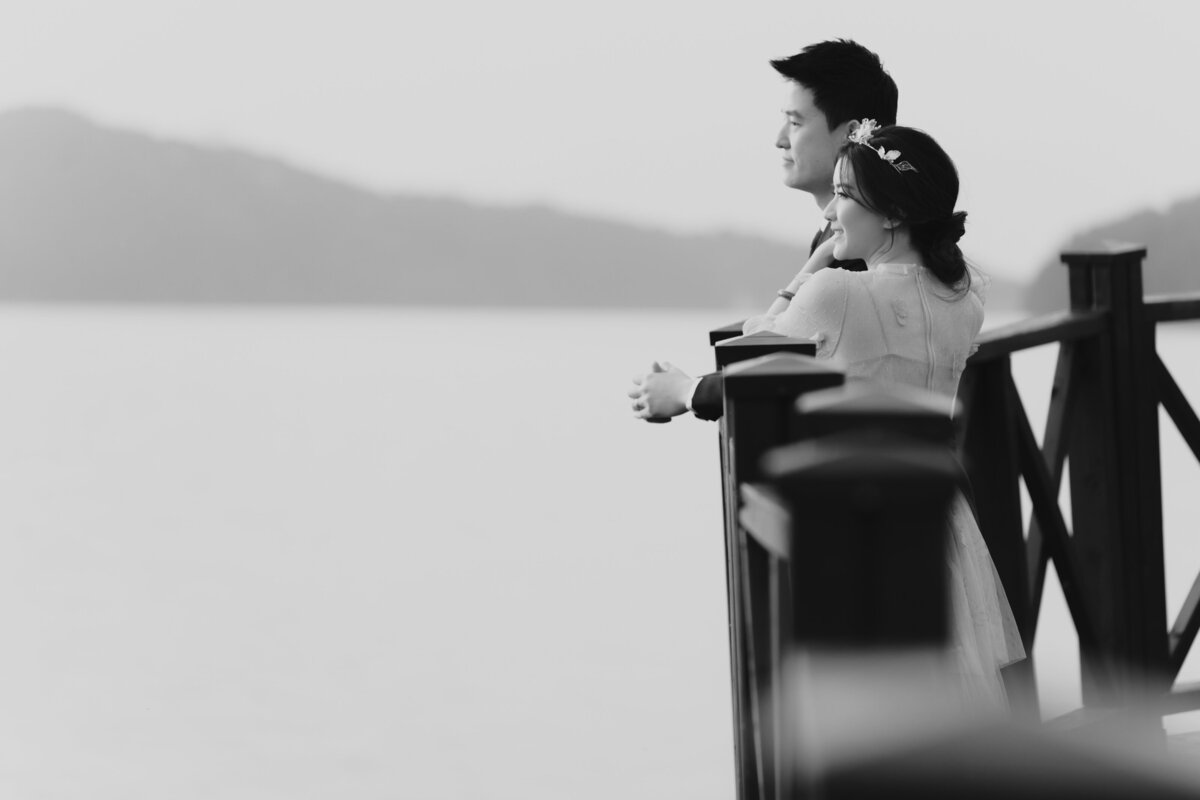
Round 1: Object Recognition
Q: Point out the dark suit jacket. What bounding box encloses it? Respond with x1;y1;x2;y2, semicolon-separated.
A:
690;225;866;421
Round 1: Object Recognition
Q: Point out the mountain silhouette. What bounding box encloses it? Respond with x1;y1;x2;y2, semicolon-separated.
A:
0;107;811;308
0;107;1028;310
1022;196;1200;313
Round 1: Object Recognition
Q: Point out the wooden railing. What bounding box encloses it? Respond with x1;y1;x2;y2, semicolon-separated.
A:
961;245;1200;716
708;331;823;800
708;245;1200;799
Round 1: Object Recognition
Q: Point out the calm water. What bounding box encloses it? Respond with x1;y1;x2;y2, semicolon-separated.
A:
1;305;1199;798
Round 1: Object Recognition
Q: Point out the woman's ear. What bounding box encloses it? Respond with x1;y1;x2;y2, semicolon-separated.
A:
882;218;899;230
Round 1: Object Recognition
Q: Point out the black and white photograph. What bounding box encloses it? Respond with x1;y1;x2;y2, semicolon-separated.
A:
4;2;1200;797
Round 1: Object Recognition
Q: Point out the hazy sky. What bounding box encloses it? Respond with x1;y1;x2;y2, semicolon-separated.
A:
3;1;1196;282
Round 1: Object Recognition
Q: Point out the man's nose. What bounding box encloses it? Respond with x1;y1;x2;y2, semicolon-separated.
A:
775;124;788;149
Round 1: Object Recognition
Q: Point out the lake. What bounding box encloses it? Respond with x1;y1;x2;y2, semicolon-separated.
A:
1;304;1199;798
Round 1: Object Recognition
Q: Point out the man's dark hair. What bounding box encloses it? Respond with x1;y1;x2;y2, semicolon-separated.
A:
771;39;898;129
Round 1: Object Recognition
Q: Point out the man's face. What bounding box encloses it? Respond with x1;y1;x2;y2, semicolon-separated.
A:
776;82;852;196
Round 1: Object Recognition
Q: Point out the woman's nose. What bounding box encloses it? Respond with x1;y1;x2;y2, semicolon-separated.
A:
822;197;836;221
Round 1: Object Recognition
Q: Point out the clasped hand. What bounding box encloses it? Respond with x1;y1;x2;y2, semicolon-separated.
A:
628;361;692;421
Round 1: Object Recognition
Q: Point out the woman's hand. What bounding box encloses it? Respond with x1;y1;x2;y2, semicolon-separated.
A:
799;235;837;276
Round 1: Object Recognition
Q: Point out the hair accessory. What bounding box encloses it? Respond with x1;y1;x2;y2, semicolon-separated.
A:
847;119;918;174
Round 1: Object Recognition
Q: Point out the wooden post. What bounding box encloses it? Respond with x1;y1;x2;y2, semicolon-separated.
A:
771;384;960;645
705;330;820;800
721;353;843;800
764;432;955;646
761;426;957;797
710;320;747;346
715;331;816;369
793;380;956;443
1060;245;1169;711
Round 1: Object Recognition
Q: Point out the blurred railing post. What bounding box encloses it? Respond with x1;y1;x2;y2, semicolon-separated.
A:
720;351;842;800
1060;245;1169;709
705;326;819;800
757;382;961;798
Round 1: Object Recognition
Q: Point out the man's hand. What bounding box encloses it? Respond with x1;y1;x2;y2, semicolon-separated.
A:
628;361;692;421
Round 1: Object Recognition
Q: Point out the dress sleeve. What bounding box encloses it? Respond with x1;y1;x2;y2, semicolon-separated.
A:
745;268;849;357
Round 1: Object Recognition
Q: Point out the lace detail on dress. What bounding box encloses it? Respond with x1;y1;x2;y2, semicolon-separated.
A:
744;268;848;356
741;274;819;336
965;266;989;358
914;270;938;391
811;331;829;356
968;266;991;306
944;493;1026;708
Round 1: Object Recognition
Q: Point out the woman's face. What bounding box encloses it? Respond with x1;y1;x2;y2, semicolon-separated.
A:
824;158;892;264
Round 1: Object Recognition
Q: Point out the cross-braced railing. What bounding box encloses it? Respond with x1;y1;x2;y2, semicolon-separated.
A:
960;245;1200;715
706;244;1200;800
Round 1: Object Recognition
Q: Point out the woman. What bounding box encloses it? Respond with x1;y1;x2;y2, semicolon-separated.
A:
747;121;1025;708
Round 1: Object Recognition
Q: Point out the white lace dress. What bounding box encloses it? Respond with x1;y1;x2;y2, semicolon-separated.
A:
745;263;1026;708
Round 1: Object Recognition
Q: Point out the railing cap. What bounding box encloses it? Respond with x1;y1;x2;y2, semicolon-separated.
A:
723;352;843;398
796;380;960;419
761;432;958;488
1060;241;1147;264
708;320;746;346
724;350;838;377
715;330;805;349
714;330;818;369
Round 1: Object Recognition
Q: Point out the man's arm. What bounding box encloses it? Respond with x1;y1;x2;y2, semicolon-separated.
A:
630;243;835;423
689;372;724;421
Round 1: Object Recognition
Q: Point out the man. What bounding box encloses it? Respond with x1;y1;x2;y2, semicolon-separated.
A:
628;39;898;421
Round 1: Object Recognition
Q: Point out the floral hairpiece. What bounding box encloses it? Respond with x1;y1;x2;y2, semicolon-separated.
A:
847;119;918;174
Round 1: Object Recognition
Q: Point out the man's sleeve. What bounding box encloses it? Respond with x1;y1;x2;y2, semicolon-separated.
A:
689;372;724;421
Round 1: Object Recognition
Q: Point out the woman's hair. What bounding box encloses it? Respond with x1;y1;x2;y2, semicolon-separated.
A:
836;125;969;290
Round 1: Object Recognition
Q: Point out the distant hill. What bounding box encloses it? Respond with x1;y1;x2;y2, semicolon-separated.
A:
0;107;1026;310
0;107;785;308
1023;196;1200;313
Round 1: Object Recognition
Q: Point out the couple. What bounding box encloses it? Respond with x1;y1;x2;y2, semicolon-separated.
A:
628;40;1024;707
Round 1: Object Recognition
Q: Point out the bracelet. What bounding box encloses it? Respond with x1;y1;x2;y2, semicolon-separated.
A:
777;289;795;301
